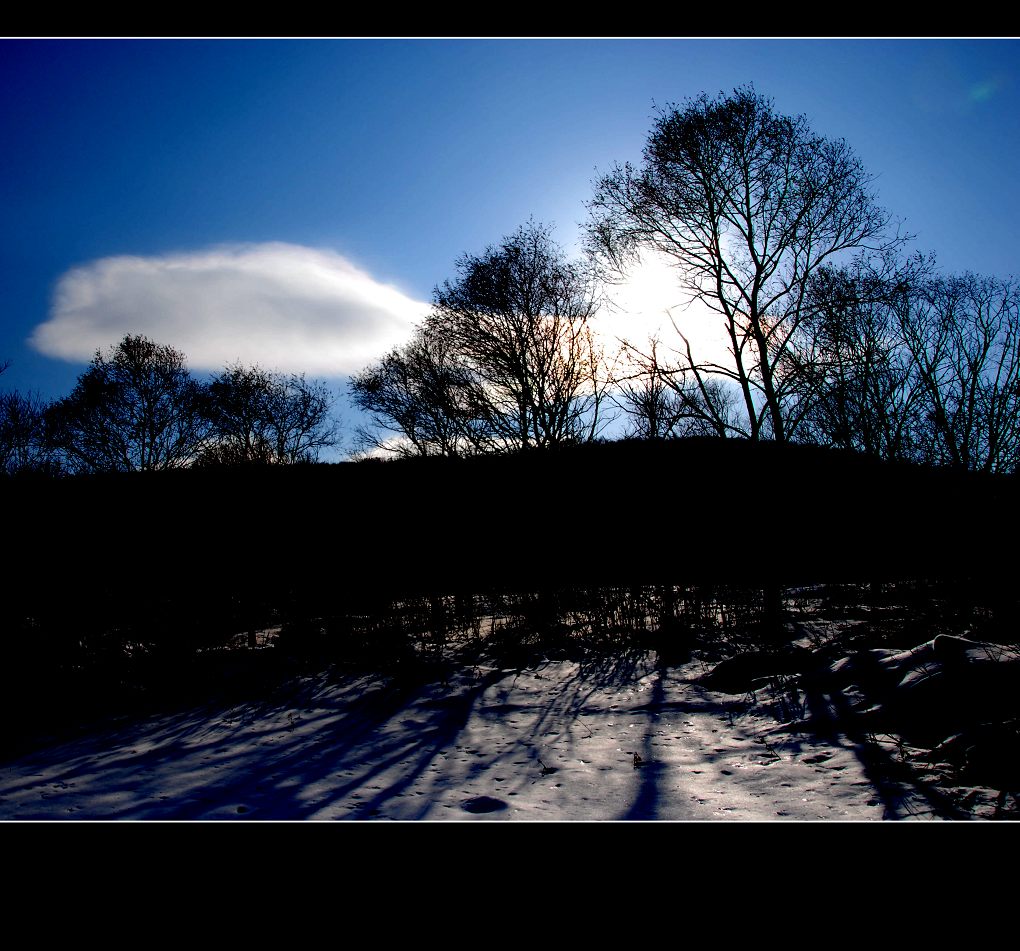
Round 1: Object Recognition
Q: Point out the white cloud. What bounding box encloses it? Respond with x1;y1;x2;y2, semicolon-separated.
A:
30;242;430;376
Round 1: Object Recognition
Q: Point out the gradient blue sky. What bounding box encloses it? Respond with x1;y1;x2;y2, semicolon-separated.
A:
2;38;1018;432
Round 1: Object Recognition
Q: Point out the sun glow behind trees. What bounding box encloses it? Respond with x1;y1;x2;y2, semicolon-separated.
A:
594;251;734;377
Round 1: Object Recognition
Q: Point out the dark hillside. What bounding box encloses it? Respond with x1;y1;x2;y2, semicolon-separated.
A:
7;437;1015;604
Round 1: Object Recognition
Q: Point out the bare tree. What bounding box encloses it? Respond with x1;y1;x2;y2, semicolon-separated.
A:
588;85;905;443
47;334;210;473
0;359;57;475
614;339;684;440
435;220;608;451
349;319;490;458
614;336;739;439
793;255;930;461
0;389;58;475
897;273;1020;473
352;221;610;456
201;364;339;465
790;261;1020;473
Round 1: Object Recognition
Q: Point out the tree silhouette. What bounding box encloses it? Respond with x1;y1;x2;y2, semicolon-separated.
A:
0;389;57;475
898;273;1020;473
200;365;338;465
795;255;929;461
614;339;686;440
352;221;609;455
589;85;905;443
47;334;209;473
435;221;607;450
615;337;742;440
350;319;491;458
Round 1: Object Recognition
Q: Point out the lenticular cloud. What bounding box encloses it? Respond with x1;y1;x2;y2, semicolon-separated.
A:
30;243;429;375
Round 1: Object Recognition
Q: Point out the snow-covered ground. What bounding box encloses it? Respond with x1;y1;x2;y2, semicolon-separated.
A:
2;646;1012;821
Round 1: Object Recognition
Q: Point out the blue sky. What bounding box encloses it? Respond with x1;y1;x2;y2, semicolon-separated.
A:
2;38;1018;434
